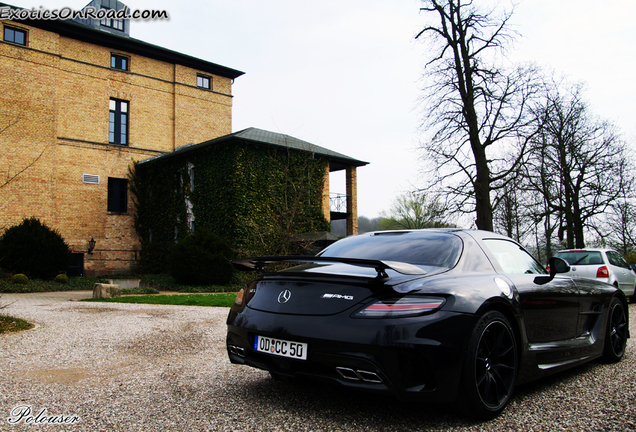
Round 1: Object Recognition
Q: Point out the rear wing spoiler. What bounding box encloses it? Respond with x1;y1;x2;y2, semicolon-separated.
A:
231;255;427;279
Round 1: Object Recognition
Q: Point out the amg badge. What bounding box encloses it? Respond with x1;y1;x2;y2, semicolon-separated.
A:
322;293;354;300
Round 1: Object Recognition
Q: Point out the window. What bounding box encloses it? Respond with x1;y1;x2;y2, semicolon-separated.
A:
197;75;211;89
320;231;462;268
100;8;125;31
107;178;128;213
556;251;603;266
481;239;546;275
111;54;128;70
4;26;26;45
109;99;128;145
607;251;630;269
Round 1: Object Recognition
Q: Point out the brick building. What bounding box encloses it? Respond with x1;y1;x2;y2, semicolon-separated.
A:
0;1;243;275
0;1;366;276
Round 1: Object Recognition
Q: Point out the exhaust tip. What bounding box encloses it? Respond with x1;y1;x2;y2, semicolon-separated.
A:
336;367;383;383
336;367;360;380
229;345;245;357
357;370;383;383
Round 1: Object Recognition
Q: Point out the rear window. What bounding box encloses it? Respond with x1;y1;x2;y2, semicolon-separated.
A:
555;251;604;265
318;231;463;269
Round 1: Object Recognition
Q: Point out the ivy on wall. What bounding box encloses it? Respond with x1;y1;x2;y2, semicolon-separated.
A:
129;141;331;268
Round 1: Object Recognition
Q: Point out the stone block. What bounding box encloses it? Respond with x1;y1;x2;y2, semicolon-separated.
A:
92;283;121;299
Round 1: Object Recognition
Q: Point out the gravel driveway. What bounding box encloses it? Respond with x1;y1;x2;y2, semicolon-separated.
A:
0;293;634;431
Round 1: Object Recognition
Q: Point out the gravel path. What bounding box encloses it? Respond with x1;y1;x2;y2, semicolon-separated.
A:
0;296;634;431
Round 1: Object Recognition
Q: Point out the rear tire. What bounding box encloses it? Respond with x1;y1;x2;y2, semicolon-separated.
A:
602;297;628;363
457;311;518;420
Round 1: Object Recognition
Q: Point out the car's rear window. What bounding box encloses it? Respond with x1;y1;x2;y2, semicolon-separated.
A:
318;231;463;268
555;251;604;265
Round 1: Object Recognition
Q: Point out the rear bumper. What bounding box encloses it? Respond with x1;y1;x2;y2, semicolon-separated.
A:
226;309;477;403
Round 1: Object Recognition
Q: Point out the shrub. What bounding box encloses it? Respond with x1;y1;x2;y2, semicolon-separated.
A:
54;274;69;284
11;274;28;285
134;241;172;274
169;229;235;286
0;218;72;279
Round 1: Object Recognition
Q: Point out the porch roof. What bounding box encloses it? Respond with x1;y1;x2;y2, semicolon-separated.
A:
140;127;368;172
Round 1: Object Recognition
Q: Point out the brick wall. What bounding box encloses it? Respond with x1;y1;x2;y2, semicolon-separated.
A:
0;20;234;275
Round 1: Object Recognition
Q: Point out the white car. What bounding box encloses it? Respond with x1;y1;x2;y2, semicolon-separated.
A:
553;248;636;299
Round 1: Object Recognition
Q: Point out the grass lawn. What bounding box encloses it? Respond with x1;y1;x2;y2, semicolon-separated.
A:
0;273;249;294
0;315;34;333
83;293;238;307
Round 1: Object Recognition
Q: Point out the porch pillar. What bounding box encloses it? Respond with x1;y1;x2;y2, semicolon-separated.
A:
346;166;358;236
322;163;331;223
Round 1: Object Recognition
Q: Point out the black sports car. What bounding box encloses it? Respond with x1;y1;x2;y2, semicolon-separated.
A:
226;229;629;419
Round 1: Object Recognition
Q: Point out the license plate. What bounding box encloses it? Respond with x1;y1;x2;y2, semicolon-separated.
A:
254;335;308;360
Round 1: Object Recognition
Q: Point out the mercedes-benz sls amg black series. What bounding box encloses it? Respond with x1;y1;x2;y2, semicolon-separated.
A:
226;229;629;419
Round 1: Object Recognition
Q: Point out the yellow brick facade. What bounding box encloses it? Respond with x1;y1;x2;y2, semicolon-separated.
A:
0;18;241;276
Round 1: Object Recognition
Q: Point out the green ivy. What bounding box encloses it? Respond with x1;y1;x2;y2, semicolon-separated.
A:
129;142;331;268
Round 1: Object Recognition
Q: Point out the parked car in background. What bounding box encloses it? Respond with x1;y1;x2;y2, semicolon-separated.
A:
554;248;636;299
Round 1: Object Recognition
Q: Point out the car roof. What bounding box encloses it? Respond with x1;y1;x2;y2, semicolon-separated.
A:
353;229;524;245
358;228;508;237
556;248;614;253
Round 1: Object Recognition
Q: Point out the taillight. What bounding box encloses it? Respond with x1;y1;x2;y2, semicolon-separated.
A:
596;266;609;278
234;287;246;306
353;296;445;318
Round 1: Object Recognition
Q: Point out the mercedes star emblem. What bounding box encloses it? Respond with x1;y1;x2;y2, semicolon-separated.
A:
278;289;292;304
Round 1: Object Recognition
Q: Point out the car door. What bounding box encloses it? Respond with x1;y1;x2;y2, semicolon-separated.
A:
480;238;580;342
606;251;635;294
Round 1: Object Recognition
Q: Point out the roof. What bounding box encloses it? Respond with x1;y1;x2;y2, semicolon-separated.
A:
141;128;369;171
0;2;244;79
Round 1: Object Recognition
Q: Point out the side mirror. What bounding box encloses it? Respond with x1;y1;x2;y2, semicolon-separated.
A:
548;256;570;277
534;256;570;285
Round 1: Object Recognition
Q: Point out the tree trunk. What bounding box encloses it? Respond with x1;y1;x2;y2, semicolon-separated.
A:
473;142;493;231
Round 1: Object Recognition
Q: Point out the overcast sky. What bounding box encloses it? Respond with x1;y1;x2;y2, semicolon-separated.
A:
7;0;636;219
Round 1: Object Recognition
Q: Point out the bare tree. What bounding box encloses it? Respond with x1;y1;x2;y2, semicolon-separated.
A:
379;191;452;230
598;198;636;256
494;177;523;242
527;81;630;249
416;0;540;231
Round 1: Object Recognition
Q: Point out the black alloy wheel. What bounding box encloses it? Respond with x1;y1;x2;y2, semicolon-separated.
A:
603;297;628;362
458;311;518;419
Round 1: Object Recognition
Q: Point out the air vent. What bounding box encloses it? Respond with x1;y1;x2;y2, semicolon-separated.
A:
82;174;100;185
